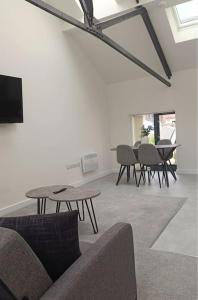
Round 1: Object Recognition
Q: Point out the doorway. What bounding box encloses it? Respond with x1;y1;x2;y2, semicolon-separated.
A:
132;111;176;165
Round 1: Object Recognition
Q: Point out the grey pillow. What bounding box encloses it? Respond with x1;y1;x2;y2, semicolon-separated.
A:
0;227;52;300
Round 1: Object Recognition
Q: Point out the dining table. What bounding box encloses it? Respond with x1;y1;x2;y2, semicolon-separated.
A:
110;144;181;187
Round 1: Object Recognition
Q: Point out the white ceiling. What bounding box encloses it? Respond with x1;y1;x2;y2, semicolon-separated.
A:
44;0;197;84
65;3;197;84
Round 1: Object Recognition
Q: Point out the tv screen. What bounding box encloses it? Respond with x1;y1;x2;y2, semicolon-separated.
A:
0;74;23;123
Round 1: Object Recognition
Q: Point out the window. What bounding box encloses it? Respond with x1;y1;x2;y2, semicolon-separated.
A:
175;0;198;27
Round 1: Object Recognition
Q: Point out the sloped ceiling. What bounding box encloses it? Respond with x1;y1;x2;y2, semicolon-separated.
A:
66;3;197;84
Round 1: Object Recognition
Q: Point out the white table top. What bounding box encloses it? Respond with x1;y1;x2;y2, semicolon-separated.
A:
111;144;181;151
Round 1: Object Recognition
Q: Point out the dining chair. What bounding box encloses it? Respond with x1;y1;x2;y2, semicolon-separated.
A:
116;145;138;186
138;144;163;188
157;139;173;161
157;139;177;181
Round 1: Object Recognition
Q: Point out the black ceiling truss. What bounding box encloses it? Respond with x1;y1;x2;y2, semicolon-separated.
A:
25;0;172;87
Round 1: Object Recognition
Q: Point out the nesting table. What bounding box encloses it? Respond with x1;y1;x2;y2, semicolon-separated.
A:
49;188;100;234
25;185;73;214
26;186;101;234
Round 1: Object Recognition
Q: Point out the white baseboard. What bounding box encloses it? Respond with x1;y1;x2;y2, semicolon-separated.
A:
70;169;113;187
0;198;34;217
177;169;198;175
0;169;113;216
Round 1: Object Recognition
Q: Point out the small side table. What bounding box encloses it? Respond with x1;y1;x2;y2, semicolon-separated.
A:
48;188;101;234
25;185;73;214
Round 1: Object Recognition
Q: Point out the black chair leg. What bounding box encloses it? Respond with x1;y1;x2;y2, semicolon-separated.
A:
127;166;130;182
148;169;151;184
138;166;145;187
133;165;138;187
116;165;126;185
157;171;162;188
116;165;122;185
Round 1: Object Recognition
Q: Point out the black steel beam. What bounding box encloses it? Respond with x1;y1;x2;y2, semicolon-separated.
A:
141;7;172;79
25;0;171;87
79;0;94;27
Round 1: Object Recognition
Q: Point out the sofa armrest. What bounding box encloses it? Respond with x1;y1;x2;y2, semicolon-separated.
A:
40;223;137;300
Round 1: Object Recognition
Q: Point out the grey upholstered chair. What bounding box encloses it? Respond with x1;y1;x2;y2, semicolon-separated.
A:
138;144;163;188
157;139;173;161
116;145;138;186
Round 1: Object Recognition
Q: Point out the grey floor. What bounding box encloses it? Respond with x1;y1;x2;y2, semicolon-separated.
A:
87;173;198;257
10;172;197;257
4;172;197;300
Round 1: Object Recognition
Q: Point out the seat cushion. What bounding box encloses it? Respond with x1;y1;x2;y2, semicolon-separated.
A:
0;211;81;281
0;227;52;300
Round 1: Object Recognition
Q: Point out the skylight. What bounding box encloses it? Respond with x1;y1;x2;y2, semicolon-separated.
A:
175;0;198;26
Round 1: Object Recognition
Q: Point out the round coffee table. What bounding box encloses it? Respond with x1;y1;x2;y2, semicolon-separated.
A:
26;185;73;214
48;188;101;234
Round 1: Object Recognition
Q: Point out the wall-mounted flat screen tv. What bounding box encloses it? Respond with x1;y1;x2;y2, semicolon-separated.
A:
0;74;23;123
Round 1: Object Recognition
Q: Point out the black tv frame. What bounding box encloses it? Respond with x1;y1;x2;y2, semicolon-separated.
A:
0;74;23;124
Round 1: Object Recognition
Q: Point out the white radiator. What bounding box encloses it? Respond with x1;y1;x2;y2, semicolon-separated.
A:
81;153;98;174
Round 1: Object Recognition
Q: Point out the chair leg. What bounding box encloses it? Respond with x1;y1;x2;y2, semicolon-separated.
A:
164;162;169;188
168;160;177;181
116;165;126;185
133;165;138;187
138;165;145;187
148;168;151;184
127;166;130;183
116;165;122;185
157;171;162;188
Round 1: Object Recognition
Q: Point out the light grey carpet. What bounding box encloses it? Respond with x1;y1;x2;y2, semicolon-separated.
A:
136;248;197;300
4;174;197;300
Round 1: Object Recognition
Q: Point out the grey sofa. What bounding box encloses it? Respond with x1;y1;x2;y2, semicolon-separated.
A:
0;223;137;300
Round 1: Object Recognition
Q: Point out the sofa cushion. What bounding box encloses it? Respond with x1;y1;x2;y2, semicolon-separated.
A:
0;227;52;300
0;211;81;281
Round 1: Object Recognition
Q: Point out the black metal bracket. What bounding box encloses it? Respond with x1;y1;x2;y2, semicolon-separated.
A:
25;0;172;87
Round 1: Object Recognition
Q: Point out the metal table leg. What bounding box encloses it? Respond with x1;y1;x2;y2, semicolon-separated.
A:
76;200;85;221
40;198;47;214
37;198;41;214
85;198;98;234
56;201;61;213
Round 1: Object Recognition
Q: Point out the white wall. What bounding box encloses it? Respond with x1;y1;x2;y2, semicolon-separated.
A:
107;68;197;174
0;0;111;210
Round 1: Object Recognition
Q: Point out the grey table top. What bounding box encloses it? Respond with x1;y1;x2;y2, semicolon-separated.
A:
111;144;181;151
48;187;101;202
26;185;73;199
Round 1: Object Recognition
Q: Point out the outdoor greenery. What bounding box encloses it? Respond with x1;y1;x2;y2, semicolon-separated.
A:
141;125;153;137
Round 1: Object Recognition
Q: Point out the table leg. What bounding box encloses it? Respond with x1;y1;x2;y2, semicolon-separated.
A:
40;198;47;214
66;201;71;211
85;198;98;234
76;201;85;221
37;198;41;214
56;201;61;213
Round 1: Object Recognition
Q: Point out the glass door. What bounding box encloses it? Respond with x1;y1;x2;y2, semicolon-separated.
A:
154;111;176;166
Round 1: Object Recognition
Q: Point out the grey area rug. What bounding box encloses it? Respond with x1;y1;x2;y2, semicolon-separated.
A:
4;174;197;300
